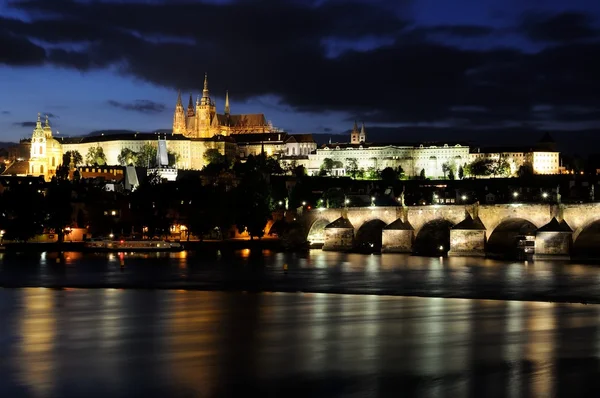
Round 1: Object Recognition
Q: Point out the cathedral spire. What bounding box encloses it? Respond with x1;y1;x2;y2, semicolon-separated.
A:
176;90;182;107
224;90;230;115
188;93;193;109
202;72;209;98
45;114;50;128
36;113;42;129
353;120;358;132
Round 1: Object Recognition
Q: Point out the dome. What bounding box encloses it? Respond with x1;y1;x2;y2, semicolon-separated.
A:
47;138;62;152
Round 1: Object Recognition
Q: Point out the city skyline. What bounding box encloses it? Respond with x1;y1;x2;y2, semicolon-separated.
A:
1;0;600;143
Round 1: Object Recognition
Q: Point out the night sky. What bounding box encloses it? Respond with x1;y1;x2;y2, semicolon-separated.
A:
1;0;599;150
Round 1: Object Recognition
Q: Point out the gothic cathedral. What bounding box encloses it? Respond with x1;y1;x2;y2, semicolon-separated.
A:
172;74;273;138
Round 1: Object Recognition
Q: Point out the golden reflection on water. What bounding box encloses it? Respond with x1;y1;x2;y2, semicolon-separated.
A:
18;288;57;398
7;288;600;397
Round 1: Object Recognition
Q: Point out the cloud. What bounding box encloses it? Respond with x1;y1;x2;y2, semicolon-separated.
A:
107;99;166;114
1;111;10;115
520;11;598;43
14;121;36;127
2;0;600;128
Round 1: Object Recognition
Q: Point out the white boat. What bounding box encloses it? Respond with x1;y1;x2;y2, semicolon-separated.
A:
84;238;183;252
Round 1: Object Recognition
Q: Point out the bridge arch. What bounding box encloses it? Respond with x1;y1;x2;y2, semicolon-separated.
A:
572;218;600;258
355;219;387;251
487;217;538;254
413;218;454;256
307;218;333;245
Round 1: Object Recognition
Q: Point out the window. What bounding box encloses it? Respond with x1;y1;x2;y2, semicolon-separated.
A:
40;165;44;173
52;157;55;167
40;146;43;155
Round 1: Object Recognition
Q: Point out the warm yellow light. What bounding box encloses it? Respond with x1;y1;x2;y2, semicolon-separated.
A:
111;210;117;216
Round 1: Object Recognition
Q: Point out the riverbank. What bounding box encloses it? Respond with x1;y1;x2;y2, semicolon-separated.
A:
0;239;284;253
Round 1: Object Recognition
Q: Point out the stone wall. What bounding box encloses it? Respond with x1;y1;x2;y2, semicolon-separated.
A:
449;230;486;257
535;231;571;259
323;228;354;251
381;230;413;253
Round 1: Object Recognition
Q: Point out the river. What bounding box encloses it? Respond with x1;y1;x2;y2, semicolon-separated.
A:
1;250;600;397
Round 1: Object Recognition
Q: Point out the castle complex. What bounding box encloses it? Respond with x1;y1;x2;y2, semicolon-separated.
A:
2;73;560;182
172;73;273;138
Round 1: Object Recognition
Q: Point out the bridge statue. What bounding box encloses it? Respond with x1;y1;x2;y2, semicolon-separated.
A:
591;185;595;202
399;186;405;207
556;184;561;204
285;198;289;210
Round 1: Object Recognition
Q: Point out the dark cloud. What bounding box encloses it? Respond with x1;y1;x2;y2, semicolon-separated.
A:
107;99;166;114
521;11;598;43
13;121;36;127
420;25;495;38
2;0;600;128
1;111;10;115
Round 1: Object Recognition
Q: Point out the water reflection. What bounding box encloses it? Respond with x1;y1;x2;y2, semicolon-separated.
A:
2;289;600;397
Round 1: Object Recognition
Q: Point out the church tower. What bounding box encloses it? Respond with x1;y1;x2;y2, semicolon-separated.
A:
172;90;186;135
350;121;360;144
29;113;48;178
224;90;230;116
359;122;366;143
195;73;216;138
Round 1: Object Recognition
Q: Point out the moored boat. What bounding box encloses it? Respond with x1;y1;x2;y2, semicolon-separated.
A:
84;238;183;252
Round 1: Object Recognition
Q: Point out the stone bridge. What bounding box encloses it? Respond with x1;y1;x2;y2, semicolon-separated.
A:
300;203;600;258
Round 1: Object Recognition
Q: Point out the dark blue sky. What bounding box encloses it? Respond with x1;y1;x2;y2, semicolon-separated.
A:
1;0;599;142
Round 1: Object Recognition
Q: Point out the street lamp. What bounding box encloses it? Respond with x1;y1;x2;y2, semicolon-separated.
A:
542;192;548;199
371;196;376;206
278;201;283;206
513;192;519;198
302;201;307;206
461;195;467;201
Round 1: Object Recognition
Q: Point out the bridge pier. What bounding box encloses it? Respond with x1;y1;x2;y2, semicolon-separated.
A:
381;219;414;253
534;218;573;260
448;215;487;257
323;217;354;251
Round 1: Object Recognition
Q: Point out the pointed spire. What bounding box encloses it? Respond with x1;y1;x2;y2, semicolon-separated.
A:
45;114;50;128
202;72;209;98
353;120;358;132
196;95;200;106
360;122;365;135
224;90;230;115
36;113;42;128
176;90;182;107
188;93;193;109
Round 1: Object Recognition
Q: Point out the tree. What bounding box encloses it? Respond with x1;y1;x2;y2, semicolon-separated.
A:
366;167;380;180
518;163;534;178
469;159;494;177
380;167;398;184
493;158;511;177
44;180;73;243
234;170;272;239
117;148;138;166
1;184;45;241
136;142;157;167
448;169;455;180
458;165;464;180
345;158;359;178
86;146;107;166
168;150;180;167
442;161;456;179
62;150;83;166
419;168;426;179
397;165;405;179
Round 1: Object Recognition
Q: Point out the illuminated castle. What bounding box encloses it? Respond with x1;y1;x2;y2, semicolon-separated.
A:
172;73;273;138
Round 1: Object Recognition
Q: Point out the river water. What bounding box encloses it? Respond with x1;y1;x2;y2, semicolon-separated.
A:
1;250;600;397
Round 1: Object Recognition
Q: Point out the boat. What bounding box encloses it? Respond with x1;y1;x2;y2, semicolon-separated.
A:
515;234;535;260
84;238;183;252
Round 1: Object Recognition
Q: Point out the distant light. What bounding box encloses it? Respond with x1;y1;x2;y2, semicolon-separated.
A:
461;195;467;200
439;245;444;251
513;192;519;198
371;196;375;201
345;199;350;204
302;201;307;206
111;210;117;216
542;192;548;198
278;201;283;205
